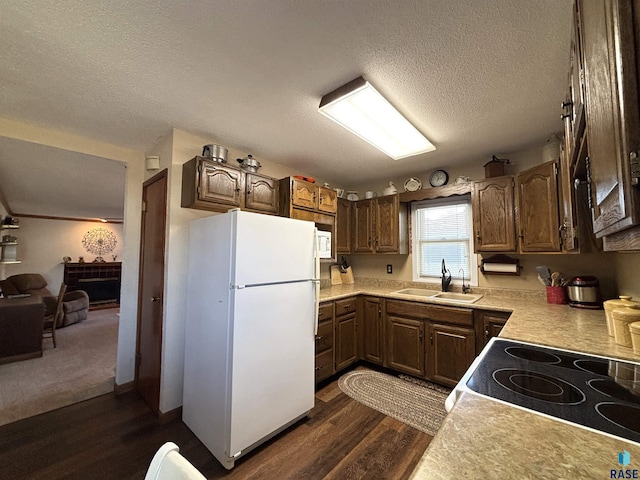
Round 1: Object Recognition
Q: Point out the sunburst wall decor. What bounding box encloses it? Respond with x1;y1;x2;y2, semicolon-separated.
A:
82;228;117;256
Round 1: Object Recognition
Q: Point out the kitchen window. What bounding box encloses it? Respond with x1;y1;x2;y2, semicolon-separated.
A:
411;196;477;286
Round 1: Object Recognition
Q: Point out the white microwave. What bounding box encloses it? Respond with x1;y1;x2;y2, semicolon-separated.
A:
316;230;332;259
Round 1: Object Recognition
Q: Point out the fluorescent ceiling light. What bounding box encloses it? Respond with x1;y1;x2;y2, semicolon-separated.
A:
319;77;435;160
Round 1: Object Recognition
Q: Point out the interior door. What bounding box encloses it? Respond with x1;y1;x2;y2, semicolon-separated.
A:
135;170;167;414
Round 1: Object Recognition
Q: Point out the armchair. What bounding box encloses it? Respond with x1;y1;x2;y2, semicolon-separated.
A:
0;273;89;327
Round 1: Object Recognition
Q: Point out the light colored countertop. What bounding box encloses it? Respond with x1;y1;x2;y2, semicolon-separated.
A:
319;281;640;479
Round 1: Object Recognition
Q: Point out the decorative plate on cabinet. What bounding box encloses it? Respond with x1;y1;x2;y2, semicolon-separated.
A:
403;177;422;192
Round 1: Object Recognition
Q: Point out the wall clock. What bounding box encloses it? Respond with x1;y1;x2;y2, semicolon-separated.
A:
429;169;449;187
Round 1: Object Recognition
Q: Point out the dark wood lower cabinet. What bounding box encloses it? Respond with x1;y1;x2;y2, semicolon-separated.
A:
427;323;476;387
314;296;512;389
361;296;384;365
386;315;426;378
474;309;511;353
335;312;358;371
315;302;335;384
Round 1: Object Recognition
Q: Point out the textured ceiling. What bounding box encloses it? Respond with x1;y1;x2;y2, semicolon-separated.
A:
0;0;573;219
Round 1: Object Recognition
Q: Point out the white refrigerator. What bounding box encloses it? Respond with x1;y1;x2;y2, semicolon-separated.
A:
182;210;319;470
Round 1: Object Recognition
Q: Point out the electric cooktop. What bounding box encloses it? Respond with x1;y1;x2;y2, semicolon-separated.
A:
448;338;640;445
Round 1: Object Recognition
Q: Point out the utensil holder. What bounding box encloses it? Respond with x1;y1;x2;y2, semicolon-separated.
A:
546;286;568;304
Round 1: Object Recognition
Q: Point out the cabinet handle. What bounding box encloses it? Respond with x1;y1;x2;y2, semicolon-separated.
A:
561;113;571;120
342;304;351;309
476;233;481;242
315;335;323;340
561;100;573;109
430;332;433;345
485;328;490;338
247;189;251;195
315;366;323;371
319;194;323;204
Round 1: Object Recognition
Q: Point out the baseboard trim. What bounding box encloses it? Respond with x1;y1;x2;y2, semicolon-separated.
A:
114;381;135;395
158;406;182;424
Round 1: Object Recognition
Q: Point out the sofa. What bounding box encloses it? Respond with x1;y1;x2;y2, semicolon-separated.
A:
0;274;89;327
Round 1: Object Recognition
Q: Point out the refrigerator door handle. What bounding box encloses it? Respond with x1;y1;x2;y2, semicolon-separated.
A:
314;228;320;335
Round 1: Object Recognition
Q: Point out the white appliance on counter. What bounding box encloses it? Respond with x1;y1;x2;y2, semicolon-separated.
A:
182;210;320;469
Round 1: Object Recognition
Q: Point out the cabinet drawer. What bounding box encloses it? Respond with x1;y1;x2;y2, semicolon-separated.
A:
335;297;357;316
318;302;333;321
315;349;334;383
386;299;473;326
315;320;333;353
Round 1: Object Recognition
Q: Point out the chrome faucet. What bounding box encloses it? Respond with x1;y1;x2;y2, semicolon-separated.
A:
441;259;452;292
459;268;471;294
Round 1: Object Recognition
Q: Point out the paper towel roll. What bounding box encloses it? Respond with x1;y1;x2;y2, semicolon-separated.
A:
482;263;519;273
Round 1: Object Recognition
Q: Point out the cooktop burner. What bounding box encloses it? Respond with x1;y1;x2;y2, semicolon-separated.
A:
492;368;586;404
465;339;640;445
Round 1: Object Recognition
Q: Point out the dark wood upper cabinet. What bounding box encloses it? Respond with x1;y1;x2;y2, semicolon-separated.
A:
517;161;561;252
244;172;279;214
336;198;352;255
353;199;374;253
282;177;338;215
181;157;278;214
351;195;408;254
578;0;640;242
472;176;517;252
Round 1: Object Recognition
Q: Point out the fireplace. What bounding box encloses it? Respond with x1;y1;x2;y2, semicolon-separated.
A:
64;262;122;309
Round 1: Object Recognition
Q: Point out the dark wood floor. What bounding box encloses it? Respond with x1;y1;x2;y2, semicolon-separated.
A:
0;375;432;480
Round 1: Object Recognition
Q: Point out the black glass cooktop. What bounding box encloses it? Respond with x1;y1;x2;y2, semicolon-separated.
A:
466;339;640;444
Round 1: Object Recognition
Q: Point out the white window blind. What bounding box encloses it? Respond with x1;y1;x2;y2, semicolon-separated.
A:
414;200;472;279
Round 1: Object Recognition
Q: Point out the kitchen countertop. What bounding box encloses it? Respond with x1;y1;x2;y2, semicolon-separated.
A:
319;281;640;478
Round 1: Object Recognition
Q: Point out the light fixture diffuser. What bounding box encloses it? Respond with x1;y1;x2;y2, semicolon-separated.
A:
319;77;435;160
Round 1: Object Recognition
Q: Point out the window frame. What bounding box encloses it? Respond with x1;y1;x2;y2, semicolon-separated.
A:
411;195;478;286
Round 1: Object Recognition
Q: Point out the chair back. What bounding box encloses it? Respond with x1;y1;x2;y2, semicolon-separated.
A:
43;283;66;348
144;442;206;480
51;283;67;326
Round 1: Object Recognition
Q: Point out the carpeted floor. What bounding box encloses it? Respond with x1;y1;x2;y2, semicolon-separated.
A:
338;368;451;436
0;308;118;426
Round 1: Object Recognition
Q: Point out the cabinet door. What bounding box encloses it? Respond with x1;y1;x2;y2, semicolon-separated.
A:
318;187;338;214
374;195;399;252
472;176;516;252
291;178;318;210
361;297;383;365
386;315;425;378
336;198;352;254
353;199;374;253
579;0;640;238
335;312;358;371
517;161;561;252
245;173;278;214
427;323;476;387
199;161;245;208
474;309;511;352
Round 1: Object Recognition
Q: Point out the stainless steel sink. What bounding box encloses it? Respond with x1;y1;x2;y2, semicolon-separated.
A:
430;292;483;303
393;288;483;304
393;288;440;297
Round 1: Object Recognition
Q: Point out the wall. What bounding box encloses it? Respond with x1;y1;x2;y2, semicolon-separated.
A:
1;217;123;290
614;253;640;299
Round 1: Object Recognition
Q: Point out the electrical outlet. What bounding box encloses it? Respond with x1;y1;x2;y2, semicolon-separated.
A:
387;264;393;274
